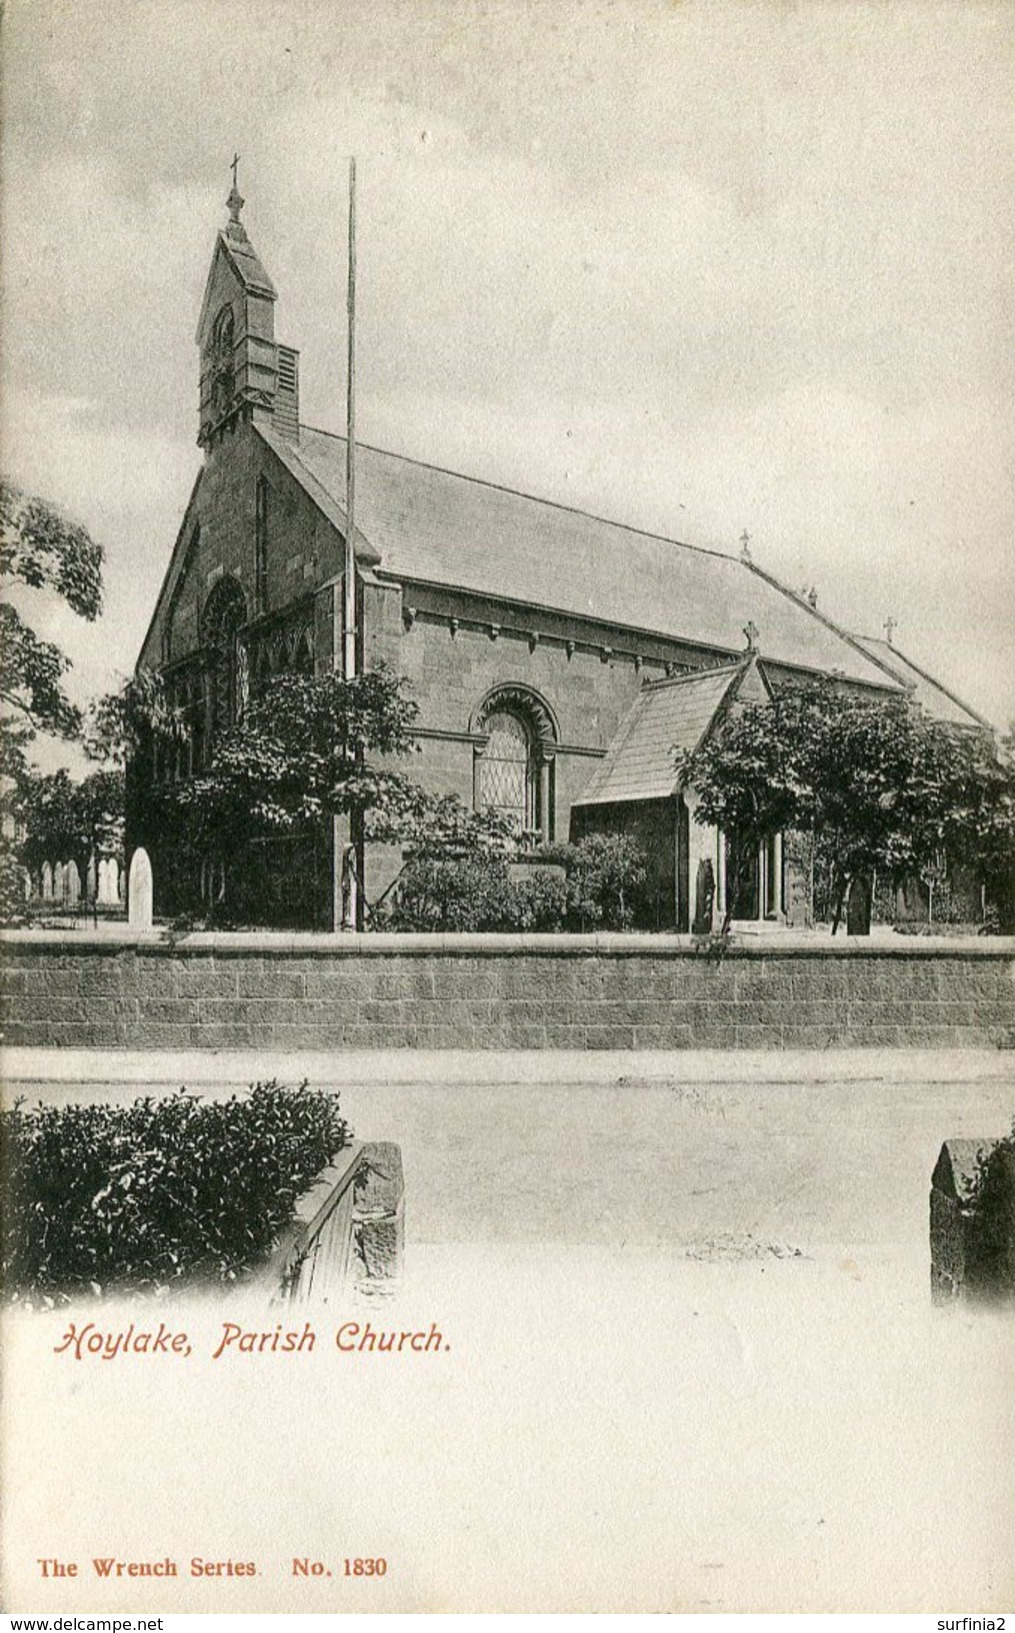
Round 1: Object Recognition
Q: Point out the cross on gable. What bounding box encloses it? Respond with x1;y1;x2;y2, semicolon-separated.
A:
743;620;759;651
884;615;898;645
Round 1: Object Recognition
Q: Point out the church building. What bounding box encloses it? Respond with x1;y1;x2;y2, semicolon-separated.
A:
135;188;983;929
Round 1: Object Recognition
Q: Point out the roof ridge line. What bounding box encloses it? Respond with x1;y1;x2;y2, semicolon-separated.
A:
298;422;739;565
868;638;990;728
641;658;746;691
743;559;904;692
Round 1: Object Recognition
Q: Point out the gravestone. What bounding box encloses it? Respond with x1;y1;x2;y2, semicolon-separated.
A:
98;857;120;905
41;861;53;901
692;858;716;935
846;872;873;936
128;847;154;930
65;860;81;906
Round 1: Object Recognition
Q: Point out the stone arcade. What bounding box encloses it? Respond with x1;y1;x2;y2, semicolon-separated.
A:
134;187;984;929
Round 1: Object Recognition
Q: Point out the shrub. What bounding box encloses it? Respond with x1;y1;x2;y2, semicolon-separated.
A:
1;1079;350;1302
554;834;648;930
966;1121;1015;1301
388;855;512;931
0;843;29;926
499;869;568;931
386;833;648;932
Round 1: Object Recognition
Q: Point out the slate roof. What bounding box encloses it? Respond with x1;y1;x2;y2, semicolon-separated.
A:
574;664;744;807
196;222;277;341
282;425;898;690
850;636;986;728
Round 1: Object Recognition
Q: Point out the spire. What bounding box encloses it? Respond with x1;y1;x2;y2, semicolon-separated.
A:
225;152;248;243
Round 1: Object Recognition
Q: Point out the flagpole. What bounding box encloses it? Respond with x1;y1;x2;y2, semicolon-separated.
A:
338;155;359;931
344;155;357;681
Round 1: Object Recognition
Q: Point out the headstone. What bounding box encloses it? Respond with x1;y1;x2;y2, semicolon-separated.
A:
846;872;873;936
41;861;53;901
692;858;716;935
128;847;154;930
65;860;81;906
98;857;119;905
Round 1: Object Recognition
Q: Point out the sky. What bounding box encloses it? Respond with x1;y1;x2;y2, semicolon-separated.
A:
2;0;1013;771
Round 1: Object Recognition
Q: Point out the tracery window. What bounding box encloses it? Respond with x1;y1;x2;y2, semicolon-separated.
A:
479;708;537;829
473;686;558;840
201;576;247;737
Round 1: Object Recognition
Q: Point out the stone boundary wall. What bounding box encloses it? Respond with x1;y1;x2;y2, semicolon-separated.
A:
2;931;1014;1051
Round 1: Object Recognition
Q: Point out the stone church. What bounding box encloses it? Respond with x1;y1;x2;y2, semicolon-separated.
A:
135;189;983;929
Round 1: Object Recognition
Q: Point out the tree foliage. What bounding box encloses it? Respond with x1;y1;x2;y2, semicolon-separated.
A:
2;1080;350;1303
85;669;186;768
678;679;1015;933
18;768;125;879
367;785;518;857
0;480;104;781
151;667;423;862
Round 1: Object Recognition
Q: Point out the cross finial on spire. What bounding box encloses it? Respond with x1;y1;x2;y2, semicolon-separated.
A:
884;615;897;646
743;620;759;652
226;153;244;227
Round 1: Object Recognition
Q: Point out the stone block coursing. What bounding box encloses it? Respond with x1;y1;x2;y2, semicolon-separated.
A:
2;932;1014;1051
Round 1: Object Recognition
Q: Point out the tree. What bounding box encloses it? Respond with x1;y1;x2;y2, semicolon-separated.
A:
674;683;813;932
367;785;517;858
84;668;186;769
934;722;1015;931
679;679;1007;935
0;479;103;785
19;768;126;886
139;668;427;920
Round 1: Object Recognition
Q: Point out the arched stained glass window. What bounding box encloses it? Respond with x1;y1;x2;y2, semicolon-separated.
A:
478;708;537;829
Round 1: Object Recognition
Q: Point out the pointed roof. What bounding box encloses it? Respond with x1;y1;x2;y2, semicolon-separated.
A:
256;423;380;565
195;210;276;341
287;427;899;690
850;635;987;728
574;659;761;807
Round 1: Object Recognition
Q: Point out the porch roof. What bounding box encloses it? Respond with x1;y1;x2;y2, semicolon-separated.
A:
573;664;742;807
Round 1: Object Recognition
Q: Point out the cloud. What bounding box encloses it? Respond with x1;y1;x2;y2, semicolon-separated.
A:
2;0;1012;737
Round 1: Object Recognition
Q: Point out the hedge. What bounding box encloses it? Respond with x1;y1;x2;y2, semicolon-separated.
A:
1;1080;350;1303
386;833;648;932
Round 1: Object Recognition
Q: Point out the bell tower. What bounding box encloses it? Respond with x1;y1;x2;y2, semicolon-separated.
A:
196;163;300;448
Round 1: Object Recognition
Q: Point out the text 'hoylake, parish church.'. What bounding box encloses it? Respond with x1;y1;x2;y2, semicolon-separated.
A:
135;186;983;929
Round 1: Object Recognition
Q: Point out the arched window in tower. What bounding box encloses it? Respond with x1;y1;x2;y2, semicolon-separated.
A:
211;305;235;418
473;686;558;839
201;576;247;738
